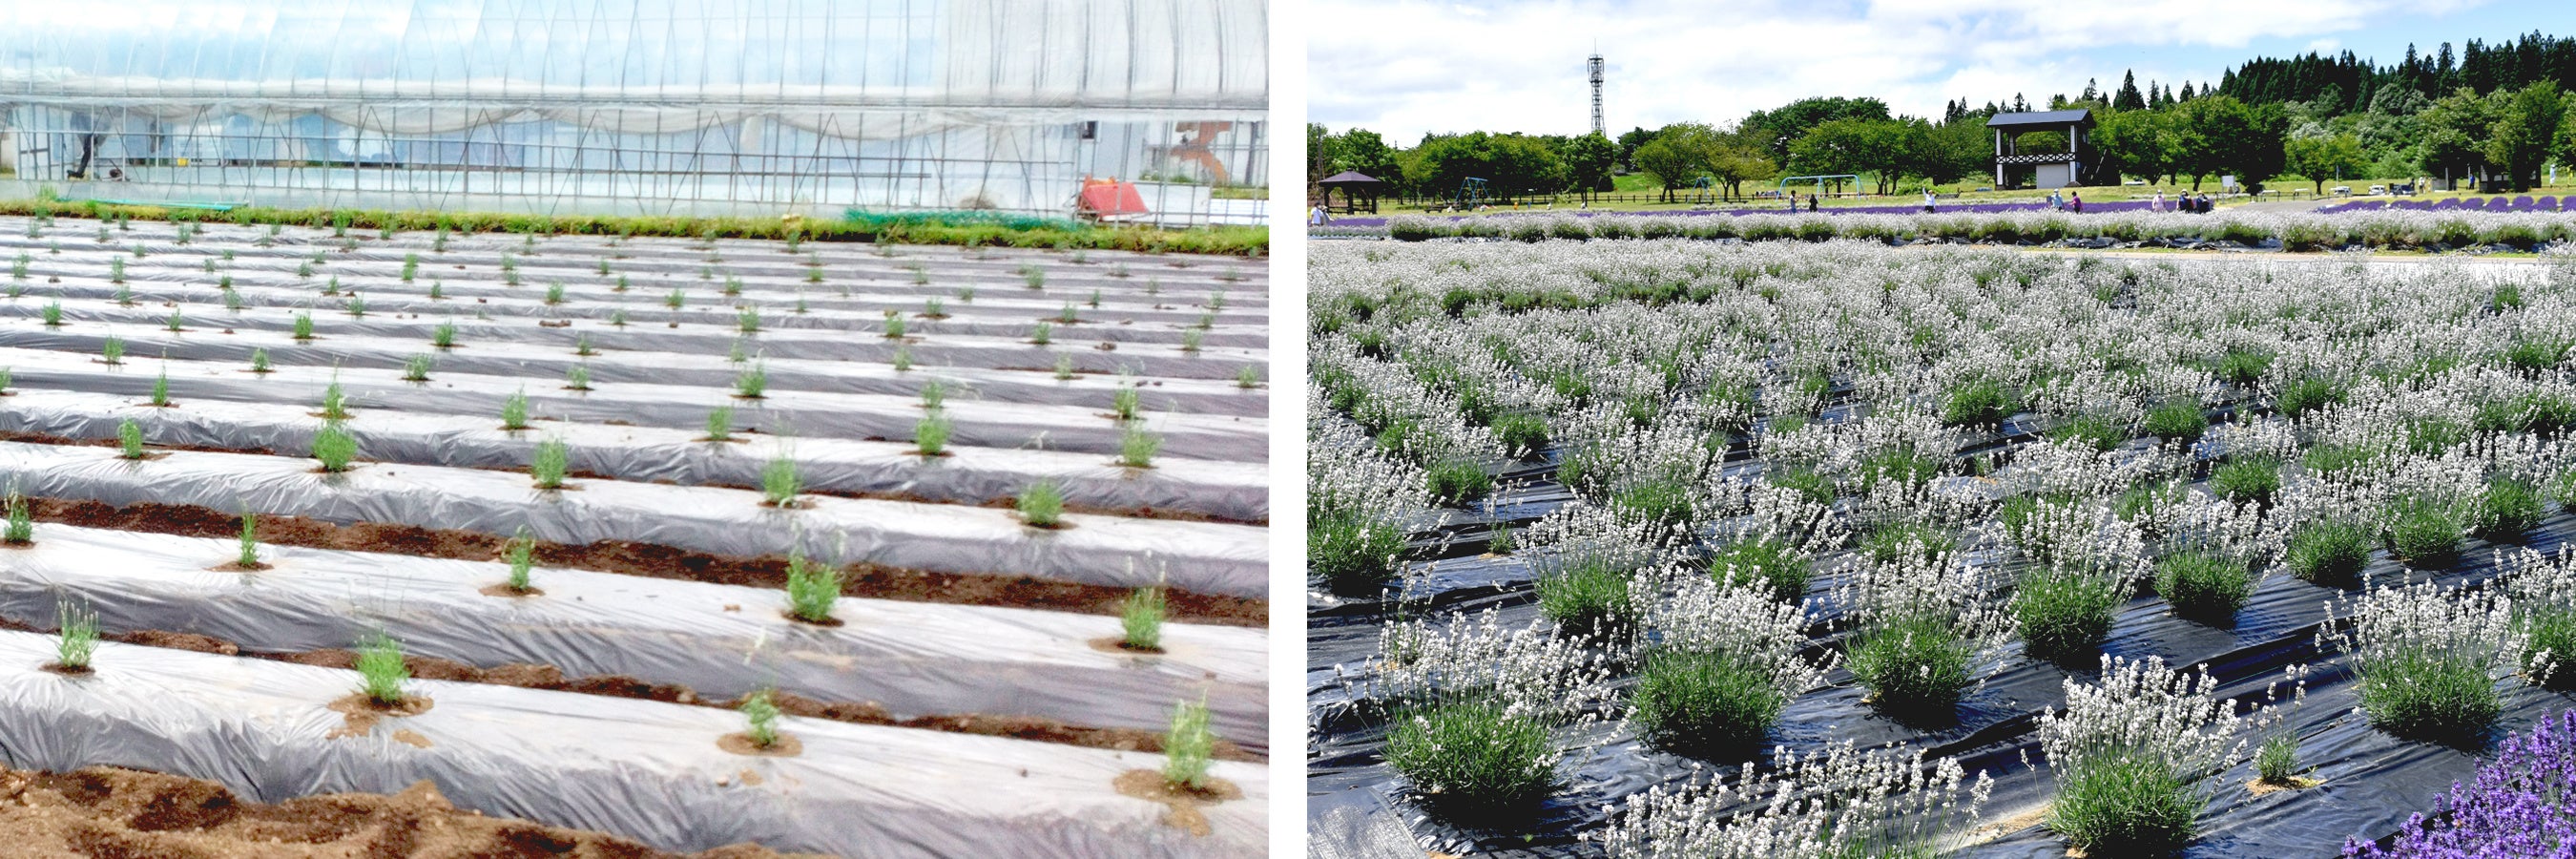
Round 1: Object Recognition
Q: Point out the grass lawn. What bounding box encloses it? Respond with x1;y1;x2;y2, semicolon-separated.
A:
1361;171;2575;216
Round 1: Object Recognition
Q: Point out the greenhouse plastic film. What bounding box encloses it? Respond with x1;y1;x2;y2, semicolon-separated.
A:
0;389;1268;521
0;442;1268;597
0;524;1265;750
0;630;1266;857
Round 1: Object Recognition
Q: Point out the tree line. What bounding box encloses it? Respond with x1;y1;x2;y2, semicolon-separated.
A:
1310;35;2576;201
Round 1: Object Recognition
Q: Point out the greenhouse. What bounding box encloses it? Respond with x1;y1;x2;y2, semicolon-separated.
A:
0;0;1268;224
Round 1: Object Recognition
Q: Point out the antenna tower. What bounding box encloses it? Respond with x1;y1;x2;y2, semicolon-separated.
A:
1587;53;1606;136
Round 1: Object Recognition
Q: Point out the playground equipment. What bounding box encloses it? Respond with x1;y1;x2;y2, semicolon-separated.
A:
1776;175;1862;199
1454;178;1488;210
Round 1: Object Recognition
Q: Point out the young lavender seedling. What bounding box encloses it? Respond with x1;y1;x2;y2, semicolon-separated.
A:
740;688;782;747
222;289;242;311
737;306;761;334
344;295;366;318
761;456;801;507
163;309;183;332
1162;696;1214;790
920;379;946;410
38;302;59;326
321;381;351;420
237;512;260;569
5;492;32;544
1236;366;1260;388
564;364;592;391
1018;480;1064;528
891;346;915;372
53;598;96;671
116;419;144;459
1122;586;1165;650
1030;322;1052;346
573;334;596;356
401;254;418;282
427;281;446;301
1057;303;1080;324
149;370;171;407
704;405;735;441
545;283;565;305
1119;423;1161;468
665;288;685;310
1111;388;1140;421
99;335;123;366
783;554;839;622
402;354;432;382
292;313;315;341
1053;354;1074;381
734;363;768;399
1020;264;1045;289
501;389;530;430
249;348;272;374
530;438;570;489
883;314;906;339
609;308;628;326
312;421;358;472
431;322;457;348
503;531;536;593
1181;328;1205;353
353;633;409;706
915;412;952;456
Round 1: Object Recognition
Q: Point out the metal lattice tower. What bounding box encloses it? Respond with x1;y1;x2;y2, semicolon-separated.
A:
1587;53;1606;136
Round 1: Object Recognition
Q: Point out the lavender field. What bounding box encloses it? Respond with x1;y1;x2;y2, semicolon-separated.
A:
1308;239;2576;858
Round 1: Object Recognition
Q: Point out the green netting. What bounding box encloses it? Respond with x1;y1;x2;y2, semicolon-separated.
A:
843;209;1086;232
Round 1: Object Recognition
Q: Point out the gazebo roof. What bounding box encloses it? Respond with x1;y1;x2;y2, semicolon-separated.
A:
1319;171;1384;184
1986;109;2093;130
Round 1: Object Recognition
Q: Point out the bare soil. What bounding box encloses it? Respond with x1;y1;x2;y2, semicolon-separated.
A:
0;765;808;857
23;497;1262;627
1111;770;1242;838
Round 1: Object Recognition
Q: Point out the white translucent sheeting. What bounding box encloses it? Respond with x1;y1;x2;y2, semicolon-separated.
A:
0;524;1266;750
0;389;1269;521
0;346;1272;462
0;630;1265;856
0;0;1265;124
0;441;1269;597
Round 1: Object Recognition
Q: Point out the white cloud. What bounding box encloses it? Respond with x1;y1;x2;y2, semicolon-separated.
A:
1309;0;2491;140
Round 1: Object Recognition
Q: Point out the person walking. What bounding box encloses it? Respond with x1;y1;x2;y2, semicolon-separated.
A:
1923;188;1937;213
2069;190;2083;213
1308;204;1327;226
2153;189;2166;212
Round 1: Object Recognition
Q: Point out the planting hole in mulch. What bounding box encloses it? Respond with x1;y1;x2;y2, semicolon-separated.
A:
2247;775;2323;796
1111;770;1239;837
477;583;546;597
1086;636;1164;657
717;732;803;757
779;610;845;628
38;663;92;677
325;692;434;739
208;560;272;573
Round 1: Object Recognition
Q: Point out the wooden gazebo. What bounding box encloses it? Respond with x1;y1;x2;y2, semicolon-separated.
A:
1318;171;1385;214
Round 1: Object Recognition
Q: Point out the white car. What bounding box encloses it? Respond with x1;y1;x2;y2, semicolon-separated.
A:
2369;184;2389;196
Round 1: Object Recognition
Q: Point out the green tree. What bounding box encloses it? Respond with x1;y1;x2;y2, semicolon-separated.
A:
2090;108;2179;184
2171;95;2283;191
2485;81;2565;191
1633;124;1714;202
2417;87;2500;189
1327;128;1404;193
1408;132;1570;202
1562;132;1618;199
2284;133;2369;193
1744;96;1892;165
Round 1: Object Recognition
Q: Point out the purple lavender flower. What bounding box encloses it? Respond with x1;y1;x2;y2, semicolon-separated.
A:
2343;708;2576;858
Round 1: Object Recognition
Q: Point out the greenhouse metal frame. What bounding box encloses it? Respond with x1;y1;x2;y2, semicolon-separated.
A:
0;0;1268;224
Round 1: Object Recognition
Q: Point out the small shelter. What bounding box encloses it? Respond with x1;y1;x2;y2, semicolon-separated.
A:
1318;170;1385;214
1985;109;2094;190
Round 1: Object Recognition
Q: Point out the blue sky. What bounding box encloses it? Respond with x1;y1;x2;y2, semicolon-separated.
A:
1308;0;2576;144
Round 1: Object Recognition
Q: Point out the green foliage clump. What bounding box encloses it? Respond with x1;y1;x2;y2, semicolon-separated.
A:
2015;568;2123;663
2050;755;2199;855
1162;696;1215;791
2469;477;2545;540
530;439;570;489
1017;480;1064;527
1425;460;1491;505
1310;509;1405;597
1536;555;1635;635
2141;400;2207;443
1383;700;1555;816
1846;615;1976;716
2155;552;2253;625
2274;377;2347;419
1121;586;1165;651
2287;520;2374;585
1706;538;1811;603
311;421;359;472
783;554;840;623
2382;496;2465;567
3;492;31;545
2208;456;2281;508
1941;379;2013;427
761;456;802;506
1631;649;1784;757
354;634;409;706
52;598;96;671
